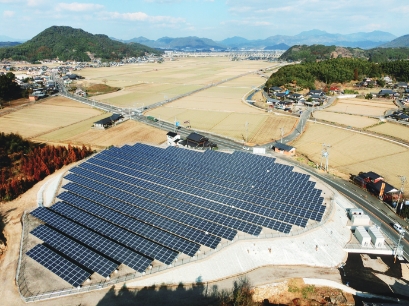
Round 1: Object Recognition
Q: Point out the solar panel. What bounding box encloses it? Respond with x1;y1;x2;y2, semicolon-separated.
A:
26;244;91;288
31;225;118;278
51;202;178;265
30;207;152;272
57;192;203;255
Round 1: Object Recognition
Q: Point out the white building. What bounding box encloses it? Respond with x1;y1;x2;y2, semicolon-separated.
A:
355;226;371;247
368;226;385;248
166;131;181;146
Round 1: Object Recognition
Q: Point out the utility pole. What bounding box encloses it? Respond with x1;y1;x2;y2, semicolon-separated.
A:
397;175;407;213
320;143;331;172
394;231;405;263
280;127;284;143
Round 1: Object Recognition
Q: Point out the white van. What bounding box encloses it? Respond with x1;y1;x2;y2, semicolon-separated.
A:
393;223;405;235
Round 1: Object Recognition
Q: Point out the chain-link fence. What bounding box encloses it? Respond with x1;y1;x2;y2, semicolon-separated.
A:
16;196;334;302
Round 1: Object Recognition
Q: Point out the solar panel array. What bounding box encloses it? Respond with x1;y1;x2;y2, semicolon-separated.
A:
27;143;326;287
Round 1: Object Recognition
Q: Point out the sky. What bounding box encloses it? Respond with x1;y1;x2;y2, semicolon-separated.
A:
0;0;408;41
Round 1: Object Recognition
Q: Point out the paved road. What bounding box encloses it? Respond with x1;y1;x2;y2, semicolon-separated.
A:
267;96;336;148
54;76;408;260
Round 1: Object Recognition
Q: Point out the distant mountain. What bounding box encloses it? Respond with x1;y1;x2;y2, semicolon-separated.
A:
0;26;160;62
122;36;224;50
381;34;409;47
219;30;396;50
0;42;21;48
264;43;290;50
0;35;26;42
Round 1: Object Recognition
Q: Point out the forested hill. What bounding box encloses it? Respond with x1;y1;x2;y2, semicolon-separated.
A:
0;26;161;62
280;44;409;62
265;58;409;90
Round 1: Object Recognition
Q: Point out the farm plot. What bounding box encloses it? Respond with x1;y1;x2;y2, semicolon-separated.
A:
291;123;409;187
79;57;274;108
312;111;378;128
324;98;397;117
62;120;166;148
35;113;111;143
146;69;296;143
368;122;409;142
0;97;103;138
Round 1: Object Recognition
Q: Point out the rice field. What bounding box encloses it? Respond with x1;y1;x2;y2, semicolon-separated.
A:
78;57;276;108
0;97;103;138
291;123;409;188
62;120;166;148
312;111;379;128
324;98;397;117
368;122;409;142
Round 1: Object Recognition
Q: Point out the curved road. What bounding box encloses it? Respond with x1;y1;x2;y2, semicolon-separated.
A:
52;74;408;260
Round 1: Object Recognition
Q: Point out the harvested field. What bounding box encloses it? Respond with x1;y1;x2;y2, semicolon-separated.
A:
368;122;409;142
35;113;112;142
291;123;409;187
0;97;103;138
61;120;166;148
145;71;297;144
313;111;378;128
325;98;397;117
79;57;274;107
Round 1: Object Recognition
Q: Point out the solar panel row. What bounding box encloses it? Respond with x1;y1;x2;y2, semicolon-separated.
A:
51;202;178;264
80;158;292;233
57;190;205;255
73;162;262;236
30;208;152;272
26;244;91;288
31;225;118;278
64;168;237;240
92;153;321;221
104;145;324;213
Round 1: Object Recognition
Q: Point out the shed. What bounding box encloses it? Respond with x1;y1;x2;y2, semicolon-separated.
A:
368;226;385;248
351;214;371;226
348;208;364;219
271;143;295;156
355;226;371;247
93;114;123;129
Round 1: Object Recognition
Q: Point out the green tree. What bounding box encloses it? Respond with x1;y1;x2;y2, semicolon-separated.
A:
0;72;22;101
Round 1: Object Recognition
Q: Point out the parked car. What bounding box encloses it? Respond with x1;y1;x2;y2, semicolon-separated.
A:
393;223;405;235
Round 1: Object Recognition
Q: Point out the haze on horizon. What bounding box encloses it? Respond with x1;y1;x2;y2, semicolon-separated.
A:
0;0;408;41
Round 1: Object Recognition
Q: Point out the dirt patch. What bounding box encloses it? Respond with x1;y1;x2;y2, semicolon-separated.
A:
84;83;121;97
361;254;389;272
253;278;351;305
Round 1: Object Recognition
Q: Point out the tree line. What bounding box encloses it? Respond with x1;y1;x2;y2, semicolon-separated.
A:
265;58;409;90
0;133;92;201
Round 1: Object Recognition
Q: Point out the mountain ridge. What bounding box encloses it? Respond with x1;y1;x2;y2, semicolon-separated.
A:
117;29;398;50
0;26;160;62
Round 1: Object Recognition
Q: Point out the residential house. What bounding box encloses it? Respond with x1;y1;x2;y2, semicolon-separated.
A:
166;131;181;146
269;86;282;94
274;92;289;100
308;89;325;97
378;89;398;97
93;114;124;129
271;143;296;156
288;93;304;101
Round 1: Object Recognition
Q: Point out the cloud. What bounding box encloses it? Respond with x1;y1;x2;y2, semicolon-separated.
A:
3;10;15;17
106;11;185;24
56;2;104;12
